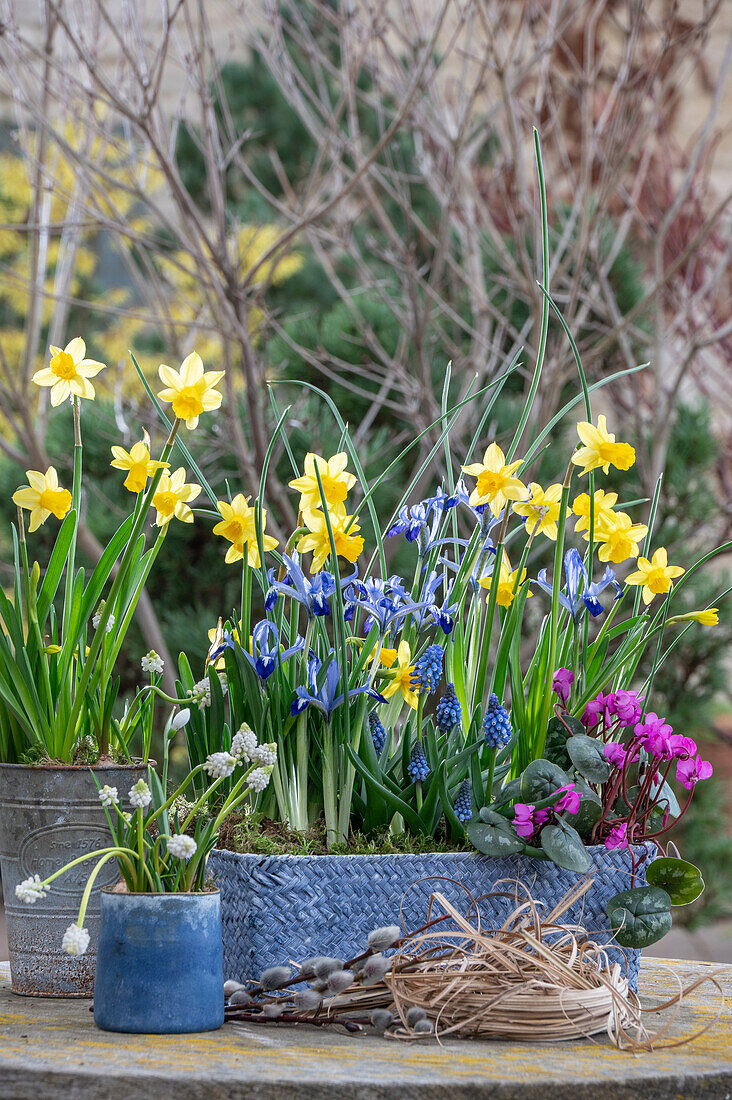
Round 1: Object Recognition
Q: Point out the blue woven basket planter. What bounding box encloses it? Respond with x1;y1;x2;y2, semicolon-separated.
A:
208;843;655;992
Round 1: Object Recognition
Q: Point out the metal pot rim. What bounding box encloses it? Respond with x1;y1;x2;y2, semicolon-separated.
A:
0;760;154;771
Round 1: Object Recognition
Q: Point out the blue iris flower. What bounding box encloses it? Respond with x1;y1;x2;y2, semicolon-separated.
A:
410;571;459;634
217;619;305;681
387;487;459;557
290;652;386;718
345;575;432;635
535;548;623;623
264;553;355;619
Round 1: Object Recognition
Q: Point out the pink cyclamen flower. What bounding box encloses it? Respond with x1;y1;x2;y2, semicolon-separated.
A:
668;734;697;760
552;668;574;706
554;784;581;815
604;741;628;768
582;691;614;731
676;754;713;790
612;689;644;726
604;822;629;850
513;804;550;840
514;803;536;839
634;712;674;758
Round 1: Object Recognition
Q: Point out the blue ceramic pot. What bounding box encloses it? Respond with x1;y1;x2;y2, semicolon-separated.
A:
93;889;224;1033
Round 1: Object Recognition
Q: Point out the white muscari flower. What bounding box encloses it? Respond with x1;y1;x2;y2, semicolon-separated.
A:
204;751;237;779
218;672;229;697
247;766;272;793
15;874;49;904
141;650;164;676
188;678;212;708
121;811;132;825
251;742;277;767
98;785;119;807
167;834;197;860
62;923;90;957
230;724;257;762
129;779;152;809
92;608;115;633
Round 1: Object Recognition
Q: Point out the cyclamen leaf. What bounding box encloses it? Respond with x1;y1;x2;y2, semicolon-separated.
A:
563;780;602;839
545;715;583;771
520;759;569;802
467;816;523;857
539;821;592;873
566;734;611;784
607;886;672;948
645;858;705;906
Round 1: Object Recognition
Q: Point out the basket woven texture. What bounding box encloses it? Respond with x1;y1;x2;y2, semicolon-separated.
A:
209;843;655;991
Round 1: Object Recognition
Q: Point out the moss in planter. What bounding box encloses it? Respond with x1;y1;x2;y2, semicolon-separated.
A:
216;815;473;857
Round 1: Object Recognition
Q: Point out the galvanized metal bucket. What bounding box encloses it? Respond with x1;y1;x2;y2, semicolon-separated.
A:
0;762;148;997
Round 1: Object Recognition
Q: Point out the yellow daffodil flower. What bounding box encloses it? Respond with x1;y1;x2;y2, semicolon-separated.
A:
151;467;201;527
157;351;224;430
365;644;398;668
595;512;648;564
461;442;526;516
667;609;719;626
110;440;169;493
32;338;106;406
212;494;277;567
479;554;532;608
12;467;72;531
381;640;418;709
571;415;635;475
288;452;357;512
296;507;364;573
625;547;684;605
512;482;563;540
572;489;618;537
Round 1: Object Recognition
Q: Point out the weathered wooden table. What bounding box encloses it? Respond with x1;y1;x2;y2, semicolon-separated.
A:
0;957;730;1098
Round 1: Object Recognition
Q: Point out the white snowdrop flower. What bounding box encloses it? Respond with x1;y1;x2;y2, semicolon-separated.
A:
230;724;257;763
167;834;197;860
251;742;277;767
98;785;119;807
141;650;164;676
188;678;211;708
62;923;90;957
15;874;49;904
129;779;152;809
204;751;237;779
247;767;271;793
171;707;190;731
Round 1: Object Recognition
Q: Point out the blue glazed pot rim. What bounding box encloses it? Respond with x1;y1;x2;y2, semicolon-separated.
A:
101;886;220;897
